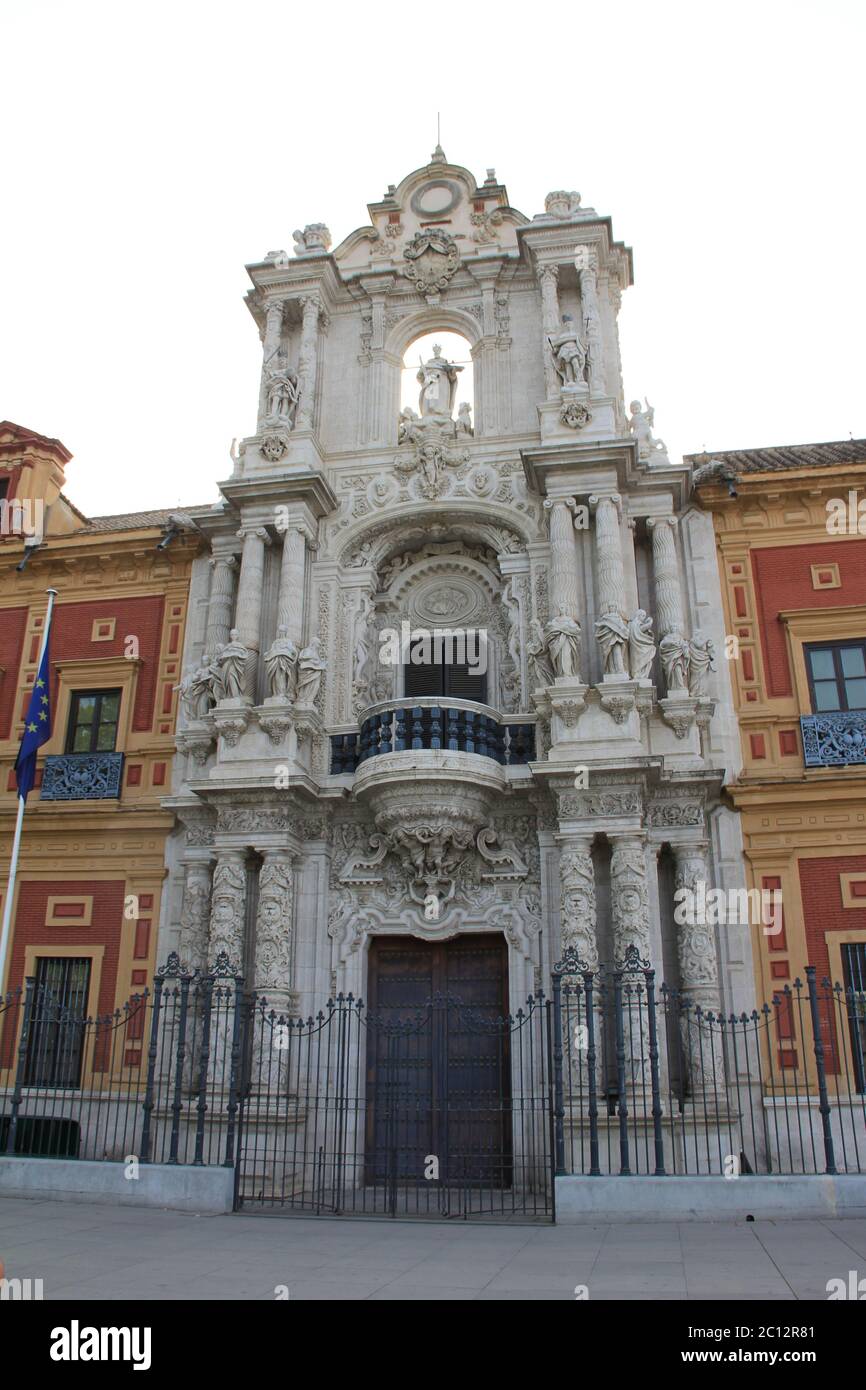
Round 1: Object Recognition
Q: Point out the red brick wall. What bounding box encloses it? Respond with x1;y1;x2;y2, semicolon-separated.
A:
751;540;866;697
50;596;165;731
0;878;125;1068
0;606;27;738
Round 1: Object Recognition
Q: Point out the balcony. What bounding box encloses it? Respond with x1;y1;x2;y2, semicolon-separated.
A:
800;712;866;768
40;752;125;801
330;698;535;775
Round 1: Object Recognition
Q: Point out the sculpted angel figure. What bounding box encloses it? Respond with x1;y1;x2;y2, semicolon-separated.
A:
627;609;656;682
628;399;669;461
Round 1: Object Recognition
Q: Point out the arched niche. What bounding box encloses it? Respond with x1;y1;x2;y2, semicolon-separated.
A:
386;309;482;443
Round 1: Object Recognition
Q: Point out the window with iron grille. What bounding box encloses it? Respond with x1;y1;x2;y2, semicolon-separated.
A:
24;957;92;1088
806;641;866;713
65;689;121;754
842;943;866;1094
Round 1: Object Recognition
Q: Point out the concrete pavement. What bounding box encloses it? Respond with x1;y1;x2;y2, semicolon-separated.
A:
2;1198;865;1300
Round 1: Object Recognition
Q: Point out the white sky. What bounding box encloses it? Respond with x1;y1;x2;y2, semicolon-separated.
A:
1;1;863;517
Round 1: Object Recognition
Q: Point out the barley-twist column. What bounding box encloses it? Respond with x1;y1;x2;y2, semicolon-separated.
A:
234;525;270;699
647;516;689;693
538;264;561;399
205;553;237;657
276;524;307;647
672;842;725;1098
590;494;629;677
543;497;580;619
295;294;321;431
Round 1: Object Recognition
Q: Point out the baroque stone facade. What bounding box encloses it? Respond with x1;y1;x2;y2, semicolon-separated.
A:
159;148;755;1066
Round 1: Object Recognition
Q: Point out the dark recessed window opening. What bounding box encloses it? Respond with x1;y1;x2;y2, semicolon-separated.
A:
65;689;121;754
806;641;866;713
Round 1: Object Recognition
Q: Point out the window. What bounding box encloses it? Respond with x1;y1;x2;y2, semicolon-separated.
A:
403;640;487;703
65;689;121;753
805;642;866;713
24;957;91;1088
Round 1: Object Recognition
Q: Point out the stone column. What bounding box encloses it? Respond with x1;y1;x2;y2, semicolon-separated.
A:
590;494;629;678
543;497;580;619
538;264;561;399
253;851;295;1004
207;850;247;971
558;836;601;1110
647;517;688;693
672;842;725;1099
610;833;653;1094
205;554;237;657
178;858;213;975
295;294;321;431
276;524;307;647
234;526;270;699
259;298;285;427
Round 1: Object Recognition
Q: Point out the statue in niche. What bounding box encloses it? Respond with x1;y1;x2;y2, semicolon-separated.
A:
264;351;299;427
352;594;374;700
527;618;556;689
627;610;656;681
175;655;218;721
212;629;250;701
688;631;716;697
417;344;463;419
264;625;298;701
659;629;691;693
595;611;629;676
549;315;587;386
544;606;582;679
628;399;669;462
296;638;326;706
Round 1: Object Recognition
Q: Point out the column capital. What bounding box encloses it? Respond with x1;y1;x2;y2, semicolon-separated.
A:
209;552;238;571
236;525;271;545
646;514;678;533
588;491;622;516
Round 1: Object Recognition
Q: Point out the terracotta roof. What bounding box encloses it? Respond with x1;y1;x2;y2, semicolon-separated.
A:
685;439;866;475
77;507;209;534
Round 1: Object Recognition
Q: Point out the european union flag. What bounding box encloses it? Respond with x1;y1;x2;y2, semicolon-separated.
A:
14;637;52;801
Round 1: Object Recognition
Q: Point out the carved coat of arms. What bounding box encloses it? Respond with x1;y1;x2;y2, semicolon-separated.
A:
402;228;460;294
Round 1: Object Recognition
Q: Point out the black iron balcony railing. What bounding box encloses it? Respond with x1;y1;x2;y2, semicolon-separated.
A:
330;699;535;775
40;752;125;801
800;712;866;768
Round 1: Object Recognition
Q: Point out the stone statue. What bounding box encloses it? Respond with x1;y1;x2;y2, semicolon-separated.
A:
457;402;473;436
293;224;332;255
353;594;373;694
595;612;629;676
416;344;462;419
688;631;716;697
549;315;587;386
264;625;298;701
629;399;669;461
397;407;420;444
628;609;656;682
175;655;217;721
213;629;250;702
527;618;556;688
296;638;326;706
264;352;299;426
659;630;691;693
544;607;582;680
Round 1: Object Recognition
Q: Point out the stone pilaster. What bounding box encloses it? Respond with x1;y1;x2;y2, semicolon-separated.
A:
253;850;295;1001
177;858;213;974
610;833;653;1093
538;264;561;400
205;553;237;657
672;842;725;1098
276;524;307;646
259;297;285;428
295;294;321;431
207;850;247;971
558;836;598;968
579;253;605;396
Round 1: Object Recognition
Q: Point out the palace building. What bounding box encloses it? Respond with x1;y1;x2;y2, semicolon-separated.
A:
160;148;753;1063
694;441;866;1097
0;421;202;1074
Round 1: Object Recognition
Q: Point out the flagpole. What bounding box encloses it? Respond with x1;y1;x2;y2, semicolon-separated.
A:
0;588;57;993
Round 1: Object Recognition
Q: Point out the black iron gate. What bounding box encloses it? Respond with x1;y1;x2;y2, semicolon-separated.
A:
234;991;555;1220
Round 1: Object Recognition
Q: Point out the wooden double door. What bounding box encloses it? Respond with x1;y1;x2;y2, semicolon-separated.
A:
365;935;512;1188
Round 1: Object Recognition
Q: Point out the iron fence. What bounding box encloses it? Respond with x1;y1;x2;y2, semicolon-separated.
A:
553;946;866;1178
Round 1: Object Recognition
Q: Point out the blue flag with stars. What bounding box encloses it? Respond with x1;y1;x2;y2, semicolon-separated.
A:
15;636;52;801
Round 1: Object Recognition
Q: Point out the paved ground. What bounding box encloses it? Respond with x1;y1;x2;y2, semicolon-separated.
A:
1;1198;865;1300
